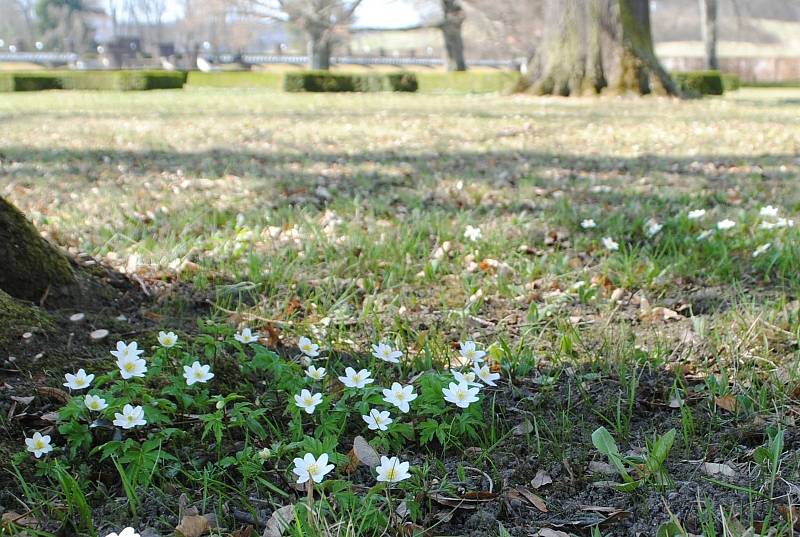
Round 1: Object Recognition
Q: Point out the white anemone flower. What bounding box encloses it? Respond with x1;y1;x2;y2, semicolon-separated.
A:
63;368;95;390
84;394;108;411
464;225;482;242
474;364;501;387
25;431;53;458
601;237;619;251
183;361;214;386
716;219;736;231
292;453;334;484
305;365;326;381
110;341;144;361
760;205;779;217
234;328;259;344
581;219;596;229
697;229;713;241
442;381;481;409
294;389;323;414
376;456;412;483
459;341;486;365
687;209;706;220
382;382;417;413
104;529;140;537
113;404;146;429
452;370;481;386
362;409;393;431
645;219;662;237
338;367;374;389
116;354;147;380
752;243;771;258
157;331;178;348
298;336;320;357
372;342;403;364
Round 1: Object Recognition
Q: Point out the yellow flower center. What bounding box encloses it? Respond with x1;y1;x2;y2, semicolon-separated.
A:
34;439;45;449
395;392;405;401
124;362;136;372
194;371;203;379
307;464;319;476
90;401;99;409
386;468;398;481
352;374;362;383
456;391;466;401
466;350;475;359
303;397;313;406
75;378;85;386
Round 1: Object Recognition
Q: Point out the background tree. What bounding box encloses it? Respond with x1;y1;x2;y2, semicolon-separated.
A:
35;0;97;51
439;0;466;71
531;0;678;96
698;0;718;69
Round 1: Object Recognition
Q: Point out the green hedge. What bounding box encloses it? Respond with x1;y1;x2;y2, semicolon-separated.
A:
415;71;523;94
283;71;418;92
0;70;187;92
186;71;284;90
721;74;740;91
672;70;724;96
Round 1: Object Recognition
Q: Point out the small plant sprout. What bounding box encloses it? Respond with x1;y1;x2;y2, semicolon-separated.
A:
338;367;374;388
182;361;214;386
104;528;140;537
602;237;619;251
716;219;736;230
234;328;259;344
305;365;326;381
298;336;320;357
63;368;95;390
111;341;144;361
442;381;481;409
157;331;178;348
376;456;411;483
292;453;334;484
687;209;706;220
372;342;402;364
452;369;481;386
25;431;53;458
382;382;417;413
116;353;147;380
464;225;482;242
581;219;596;229
752;243;771;258
294;389;323;414
459;340;486;364
473;364;500;386
362;408;393;431
84;394;108;411
113;404;147;429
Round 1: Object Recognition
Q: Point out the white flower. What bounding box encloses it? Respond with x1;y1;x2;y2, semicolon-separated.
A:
157;331;178;348
776;218;794;228
687;209;706;220
183;361;214;386
645;219;662;237
752;243;771;258
294;389;323;414
111;341;144;361
305;365;326;381
25;431;53;458
258;447;272;461
716;219;736;231
376;456;411;483
474;364;500;387
63;368;95;390
452;370;481;386
338;367;374;389
442;381;481;409
113;404;146;429
116;354;147;380
234;328;259;344
84;394;108;411
104;529;140;537
760;220;777;230
372;342;403;364
601;237;619;251
459;341;486;365
464;225;482;242
362;408;393;431
697;229;713;241
292;453;334;484
298;336;320;357
382;382;417;413
581;219;596;229
760;205;779;217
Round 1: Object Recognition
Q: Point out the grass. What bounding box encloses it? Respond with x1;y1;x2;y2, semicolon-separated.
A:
0;88;799;536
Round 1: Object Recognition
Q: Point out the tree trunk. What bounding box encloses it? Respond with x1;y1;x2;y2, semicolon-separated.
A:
441;0;467;72
698;0;718;70
0;196;76;303
307;29;332;70
530;0;678;97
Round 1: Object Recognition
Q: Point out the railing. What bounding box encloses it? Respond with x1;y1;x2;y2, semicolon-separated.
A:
0;52;78;63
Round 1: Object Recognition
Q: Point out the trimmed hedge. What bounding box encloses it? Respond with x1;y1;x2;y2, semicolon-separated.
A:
415;71;523;94
186;71;284;90
672;70;724;96
283;71;418;92
721;74;740;92
0;70;187;92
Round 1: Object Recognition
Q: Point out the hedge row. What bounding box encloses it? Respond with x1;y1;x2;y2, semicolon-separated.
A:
0;70;187;92
672;70;724;96
185;71;284;90
282;71;417;92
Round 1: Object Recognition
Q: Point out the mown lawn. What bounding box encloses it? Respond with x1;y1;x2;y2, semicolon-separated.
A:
1;88;799;537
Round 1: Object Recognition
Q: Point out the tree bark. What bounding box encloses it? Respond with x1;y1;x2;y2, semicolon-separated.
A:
0;196;75;303
307;27;332;70
441;0;467;71
698;0;718;70
530;0;679;97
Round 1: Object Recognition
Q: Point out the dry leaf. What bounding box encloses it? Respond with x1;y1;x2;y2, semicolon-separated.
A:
777;504;800;529
536;528;571;537
715;395;737;412
508;487;548;512
513;419;533;435
263;505;295;537
353;436;380;468
175;514;210;537
10;396;34;405
36;386;70;403
430;491;496;509
702;462;737;477
1;511;38;529
531;470;553;489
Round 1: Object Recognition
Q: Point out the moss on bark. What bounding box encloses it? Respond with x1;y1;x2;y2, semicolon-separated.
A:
0;196;75;302
0;289;53;352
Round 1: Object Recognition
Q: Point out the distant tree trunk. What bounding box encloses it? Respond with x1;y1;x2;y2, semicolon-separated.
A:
698;0;718;70
307;26;332;70
441;0;467;71
531;0;679;96
0;196;75;303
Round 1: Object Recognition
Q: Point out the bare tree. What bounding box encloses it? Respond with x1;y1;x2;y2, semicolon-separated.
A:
698;0;718;69
465;0;544;65
440;0;465;70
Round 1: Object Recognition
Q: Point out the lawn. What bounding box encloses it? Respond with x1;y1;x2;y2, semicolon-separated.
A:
1;88;799;536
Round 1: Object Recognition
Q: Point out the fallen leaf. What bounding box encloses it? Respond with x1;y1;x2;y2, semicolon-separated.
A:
10;396;34;405
175;514;210;537
508;487;548;512
262;505;295;537
353;436;380;468
715;395;737;412
531;470;553;489
513;419;533;435
702;462;737;477
536;529;571;537
90;329;109;340
1;511;38;529
430;491;496;509
778;504;800;529
36;386;70;403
